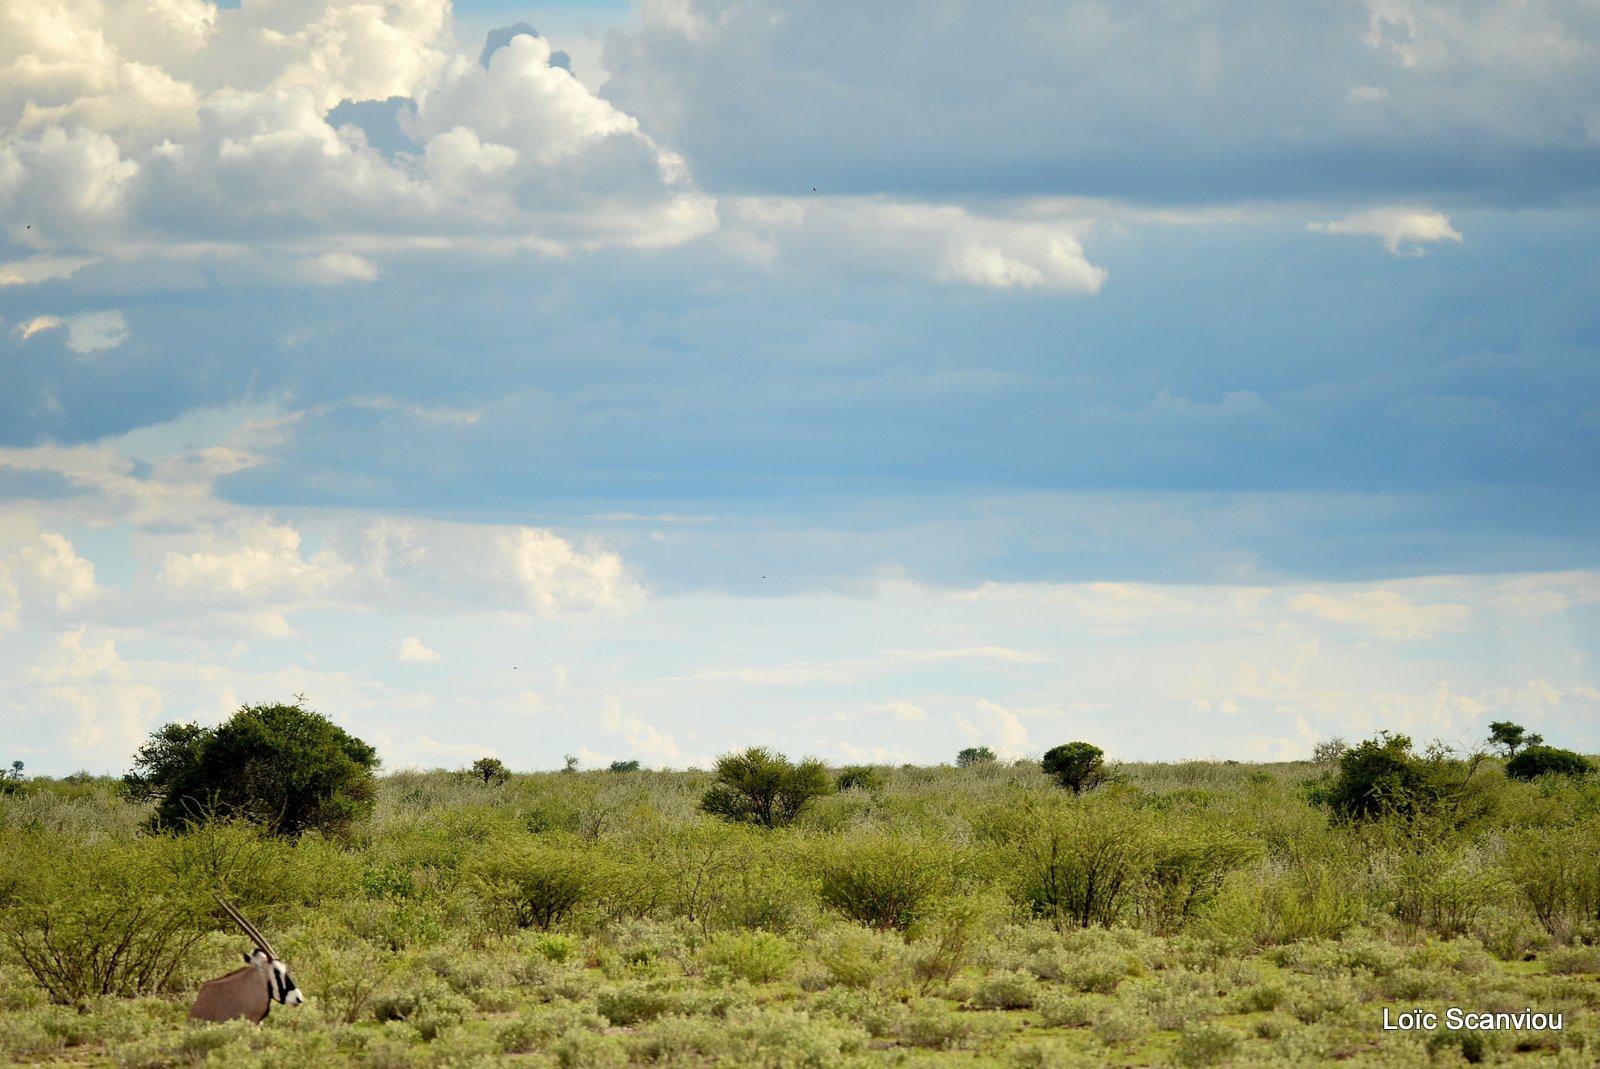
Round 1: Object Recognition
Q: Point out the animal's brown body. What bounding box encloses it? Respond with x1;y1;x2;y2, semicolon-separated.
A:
188;898;303;1024
188;958;274;1023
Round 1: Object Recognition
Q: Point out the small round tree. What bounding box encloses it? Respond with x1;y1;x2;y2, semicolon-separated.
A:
1506;745;1594;781
700;746;833;828
1041;742;1109;794
471;757;511;785
956;746;997;768
126;700;380;837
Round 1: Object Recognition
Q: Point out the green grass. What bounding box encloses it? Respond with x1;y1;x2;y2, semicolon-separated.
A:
3;762;1600;1067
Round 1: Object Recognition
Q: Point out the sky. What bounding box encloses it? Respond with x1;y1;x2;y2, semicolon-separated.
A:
1;0;1597;776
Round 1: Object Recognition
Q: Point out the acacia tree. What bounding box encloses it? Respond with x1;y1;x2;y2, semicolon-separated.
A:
470;757;510;785
956;746;997;767
699;747;833;828
125;700;380;837
1488;721;1543;758
1041;742;1110;794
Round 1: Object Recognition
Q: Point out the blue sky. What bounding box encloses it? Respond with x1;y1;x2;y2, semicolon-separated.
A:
1;0;1597;775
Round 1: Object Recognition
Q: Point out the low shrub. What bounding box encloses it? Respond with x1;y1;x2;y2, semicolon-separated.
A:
1174;1022;1243;1067
815;924;908;990
595;982;681;1026
1035;989;1098;1028
472;837;598;931
701;930;796;984
1092;1008;1149;1047
817;832;956;931
972;969;1039;1010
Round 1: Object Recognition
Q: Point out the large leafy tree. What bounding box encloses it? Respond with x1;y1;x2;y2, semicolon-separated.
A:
699;746;833;828
124;701;380;837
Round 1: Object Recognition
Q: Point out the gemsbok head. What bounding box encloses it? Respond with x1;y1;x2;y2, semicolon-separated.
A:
188;896;304;1024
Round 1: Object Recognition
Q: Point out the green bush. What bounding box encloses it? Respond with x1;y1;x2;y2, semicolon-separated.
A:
124;700;380;837
973;969;1039;1009
815;924;908;989
1499;826;1600;941
595;982;681;1025
816;833;955;931
1320;733;1488;825
834;765;883;792
1035;989;1097;1027
982;797;1151;929
370;975;472;1039
0;838;209;1005
699;747;834;828
473;838;598;931
701;930;797;983
1506;746;1594;781
1138;817;1261;933
1174;1022;1243;1067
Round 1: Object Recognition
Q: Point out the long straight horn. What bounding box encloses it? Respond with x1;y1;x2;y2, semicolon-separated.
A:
214;894;277;960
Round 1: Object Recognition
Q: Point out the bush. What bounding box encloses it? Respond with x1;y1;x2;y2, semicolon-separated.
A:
1174;1023;1243;1067
595;983;681;1025
834;765;883;792
1321;733;1486;824
983;797;1150;929
473;838;597;930
701;930;797;984
1041;742;1109;794
1499;826;1600;941
816;834;954;931
699;747;834;828
1506;746;1594;781
956;747;997;768
973;969;1039;1009
1138;818;1261;934
608;760;641;773
815;925;907;989
124;700;380;837
0;838;209;1005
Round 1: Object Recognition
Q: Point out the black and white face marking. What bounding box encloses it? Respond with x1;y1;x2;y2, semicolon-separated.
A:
246;948;304;1006
271;960;303;1006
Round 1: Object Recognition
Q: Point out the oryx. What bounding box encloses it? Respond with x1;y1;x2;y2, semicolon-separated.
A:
188;897;304;1023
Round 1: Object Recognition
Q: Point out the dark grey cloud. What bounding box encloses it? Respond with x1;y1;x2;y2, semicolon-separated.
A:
188;209;1600;584
601;0;1600;206
0;464;84;500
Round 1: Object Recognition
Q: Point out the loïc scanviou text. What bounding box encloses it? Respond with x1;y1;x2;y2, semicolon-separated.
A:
1382;1008;1563;1032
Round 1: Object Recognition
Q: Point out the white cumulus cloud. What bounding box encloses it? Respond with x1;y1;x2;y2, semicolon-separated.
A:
395;635;442;663
0;1;715;269
725;197;1106;293
1308;207;1464;256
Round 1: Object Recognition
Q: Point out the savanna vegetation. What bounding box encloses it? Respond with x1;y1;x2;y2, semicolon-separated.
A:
2;716;1599;1068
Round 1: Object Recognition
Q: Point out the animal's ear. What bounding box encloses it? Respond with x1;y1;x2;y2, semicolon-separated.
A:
242;952;253;963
